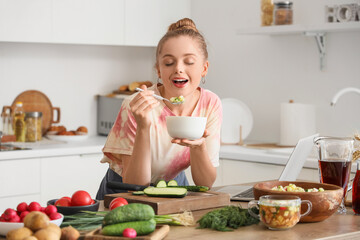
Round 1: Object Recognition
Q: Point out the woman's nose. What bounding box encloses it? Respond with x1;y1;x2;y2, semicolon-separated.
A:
175;63;184;73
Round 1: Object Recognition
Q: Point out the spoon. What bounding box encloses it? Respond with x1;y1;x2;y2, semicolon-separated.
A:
135;88;184;104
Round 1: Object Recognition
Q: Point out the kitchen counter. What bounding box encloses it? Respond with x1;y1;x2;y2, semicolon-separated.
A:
0;138;357;173
0;136;107;161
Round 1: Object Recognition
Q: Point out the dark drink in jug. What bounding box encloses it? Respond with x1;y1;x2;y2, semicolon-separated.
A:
318;159;352;197
353;168;360;215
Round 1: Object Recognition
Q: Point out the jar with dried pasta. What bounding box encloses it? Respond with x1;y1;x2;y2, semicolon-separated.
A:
261;0;274;26
25;112;42;142
273;1;293;25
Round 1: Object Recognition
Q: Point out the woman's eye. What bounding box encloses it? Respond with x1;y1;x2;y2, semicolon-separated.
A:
165;62;173;66
185;62;194;65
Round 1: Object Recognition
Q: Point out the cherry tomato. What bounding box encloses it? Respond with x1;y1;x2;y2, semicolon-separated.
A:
71;190;92;206
55;197;71;207
109;197;128;210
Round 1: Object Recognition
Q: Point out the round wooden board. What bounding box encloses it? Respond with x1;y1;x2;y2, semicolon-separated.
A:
10;90;60;135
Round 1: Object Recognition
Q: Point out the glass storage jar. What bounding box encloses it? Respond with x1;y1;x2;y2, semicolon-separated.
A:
261;0;274;26
273;1;293;25
25;112;42;142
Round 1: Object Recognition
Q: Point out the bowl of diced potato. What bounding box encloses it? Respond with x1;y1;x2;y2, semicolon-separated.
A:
253;181;343;222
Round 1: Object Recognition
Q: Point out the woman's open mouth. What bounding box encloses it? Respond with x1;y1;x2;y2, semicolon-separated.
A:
172;79;188;88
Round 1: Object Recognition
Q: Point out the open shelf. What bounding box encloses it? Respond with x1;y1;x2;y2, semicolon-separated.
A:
236;22;360;70
237;22;360;35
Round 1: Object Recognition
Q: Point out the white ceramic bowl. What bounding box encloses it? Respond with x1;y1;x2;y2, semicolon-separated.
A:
0;214;64;236
166;116;207;140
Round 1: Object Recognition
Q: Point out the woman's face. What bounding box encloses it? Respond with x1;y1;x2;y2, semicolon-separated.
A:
157;36;208;99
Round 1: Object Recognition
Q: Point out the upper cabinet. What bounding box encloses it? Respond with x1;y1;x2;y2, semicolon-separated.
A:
0;0;52;43
124;0;191;46
53;0;125;45
0;0;190;46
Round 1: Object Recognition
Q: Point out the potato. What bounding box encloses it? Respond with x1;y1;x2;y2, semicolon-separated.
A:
24;211;50;232
24;236;38;240
6;227;33;240
45;223;61;238
60;226;80;240
34;228;60;240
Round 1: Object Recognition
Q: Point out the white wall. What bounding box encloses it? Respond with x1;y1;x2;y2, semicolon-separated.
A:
192;0;360;142
0;43;156;135
1;0;359;143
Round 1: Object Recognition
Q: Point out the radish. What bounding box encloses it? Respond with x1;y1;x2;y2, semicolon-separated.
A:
45;205;57;216
4;208;17;221
122;228;137;238
49;212;62;220
16;202;28;213
20;211;30;222
28;202;41;212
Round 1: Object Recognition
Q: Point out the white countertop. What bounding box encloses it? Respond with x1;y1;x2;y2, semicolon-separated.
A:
0;136;107;160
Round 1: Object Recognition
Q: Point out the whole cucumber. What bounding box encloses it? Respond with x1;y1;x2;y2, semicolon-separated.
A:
102;218;156;236
103;203;155;226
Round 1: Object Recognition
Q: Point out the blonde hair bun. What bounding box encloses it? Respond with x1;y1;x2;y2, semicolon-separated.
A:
168;18;198;33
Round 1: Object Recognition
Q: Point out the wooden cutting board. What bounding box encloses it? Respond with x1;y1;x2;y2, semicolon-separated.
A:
2;90;60;135
84;225;170;240
104;191;230;215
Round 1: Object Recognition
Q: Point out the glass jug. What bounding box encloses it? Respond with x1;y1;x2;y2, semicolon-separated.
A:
315;137;354;213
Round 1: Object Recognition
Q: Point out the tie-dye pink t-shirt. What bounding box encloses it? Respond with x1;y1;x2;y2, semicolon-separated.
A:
101;85;222;184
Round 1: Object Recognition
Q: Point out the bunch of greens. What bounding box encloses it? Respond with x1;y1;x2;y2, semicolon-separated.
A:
197;206;259;231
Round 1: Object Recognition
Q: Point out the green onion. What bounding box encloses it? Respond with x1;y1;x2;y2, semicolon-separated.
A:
61;210;195;231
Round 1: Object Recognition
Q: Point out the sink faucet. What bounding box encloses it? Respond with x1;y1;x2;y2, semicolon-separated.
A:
330;87;360;106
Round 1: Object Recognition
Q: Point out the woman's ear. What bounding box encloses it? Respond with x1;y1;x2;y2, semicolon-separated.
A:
156;66;161;79
201;60;209;77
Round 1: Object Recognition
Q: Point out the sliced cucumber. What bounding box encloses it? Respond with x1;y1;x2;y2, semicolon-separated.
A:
144;187;187;198
168;185;209;192
167;179;178;187
155;180;167;188
132;191;145;195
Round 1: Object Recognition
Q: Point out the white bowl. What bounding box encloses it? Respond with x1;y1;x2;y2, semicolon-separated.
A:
166;116;207;140
0;214;63;236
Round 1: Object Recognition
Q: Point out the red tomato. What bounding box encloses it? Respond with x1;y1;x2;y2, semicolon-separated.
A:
71;190;92;206
20;211;30;222
109;197;128;211
62;196;71;201
55;198;71;207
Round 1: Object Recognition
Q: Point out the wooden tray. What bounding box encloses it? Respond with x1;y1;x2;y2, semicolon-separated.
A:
83;225;170;240
2;90;60;135
104;191;230;215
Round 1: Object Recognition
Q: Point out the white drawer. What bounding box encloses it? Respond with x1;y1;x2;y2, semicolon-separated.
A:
0;159;41;197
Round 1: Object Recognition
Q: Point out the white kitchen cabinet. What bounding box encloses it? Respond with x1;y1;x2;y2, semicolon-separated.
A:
0;152;108;212
0;0;190;46
124;0;191;46
0;0;52;43
0;159;41;198
52;0;125;45
40;153;108;205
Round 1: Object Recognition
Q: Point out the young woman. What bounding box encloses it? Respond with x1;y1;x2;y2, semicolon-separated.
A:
96;18;222;200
